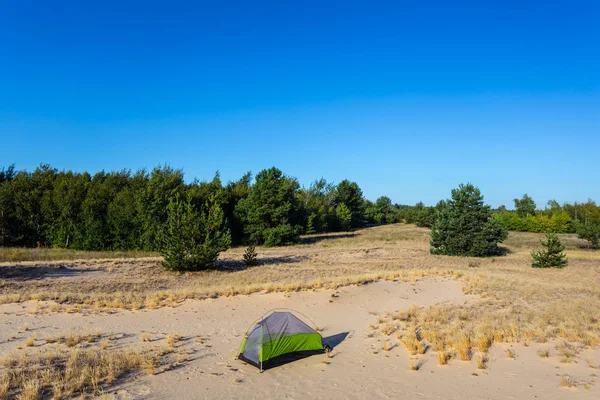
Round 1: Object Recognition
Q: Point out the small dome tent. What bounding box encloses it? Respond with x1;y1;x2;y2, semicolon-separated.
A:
237;309;330;371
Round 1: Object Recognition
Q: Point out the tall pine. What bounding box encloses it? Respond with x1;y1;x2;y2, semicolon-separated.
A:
430;183;508;257
159;194;231;271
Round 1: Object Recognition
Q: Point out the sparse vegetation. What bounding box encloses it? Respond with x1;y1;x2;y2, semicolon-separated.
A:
166;333;182;347
1;223;599;386
242;244;258;266
0;343;175;398
531;233;568;268
141;332;152;342
560;374;577;388
409;358;421;371
476;353;488;369
437;350;452;365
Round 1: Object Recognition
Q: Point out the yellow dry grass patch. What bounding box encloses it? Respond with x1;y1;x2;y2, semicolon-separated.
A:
0;344;174;399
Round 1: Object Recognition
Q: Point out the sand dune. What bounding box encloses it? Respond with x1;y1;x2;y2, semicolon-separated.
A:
2;276;597;399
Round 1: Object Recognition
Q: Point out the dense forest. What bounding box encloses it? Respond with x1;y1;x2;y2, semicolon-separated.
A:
1;164;599;253
0;164;406;250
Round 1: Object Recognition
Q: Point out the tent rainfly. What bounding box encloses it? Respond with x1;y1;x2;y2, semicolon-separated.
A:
237;309;330;371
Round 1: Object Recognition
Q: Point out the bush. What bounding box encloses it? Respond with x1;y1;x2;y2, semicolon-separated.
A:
263;224;299;247
575;222;600;249
243;244;258;266
531;233;568;268
159;194;231;271
430;183;508;257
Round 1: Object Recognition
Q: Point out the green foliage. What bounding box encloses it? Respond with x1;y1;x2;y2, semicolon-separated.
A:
263;224;299;246
299;179;337;234
4;162;597;256
531;233;568;268
335;180;365;228
234;167;301;246
514;193;536;217
136;166;186;251
221;172;251;244
494;211;572;233
430;183;508;257
416;203;440;228
366;196;396;224
564;199;600;225
243;244;258;266
335;203;352;231
159;194;231;271
575;222;600;249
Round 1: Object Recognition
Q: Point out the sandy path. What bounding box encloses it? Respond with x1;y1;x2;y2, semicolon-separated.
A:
1;278;598;399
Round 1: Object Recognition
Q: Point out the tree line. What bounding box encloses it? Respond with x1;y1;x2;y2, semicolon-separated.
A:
494;194;600;248
0;164;420;251
2;164;598;270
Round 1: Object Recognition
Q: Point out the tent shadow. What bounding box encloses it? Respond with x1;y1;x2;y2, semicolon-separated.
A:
323;331;351;349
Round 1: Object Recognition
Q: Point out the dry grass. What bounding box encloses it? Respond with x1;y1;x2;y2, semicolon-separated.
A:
357;226;600;369
383;341;390;352
42;330;102;348
538;349;550;358
166;333;182;347
476;352;488;369
0;340;178;399
557;341;580;363
0;247;155;263
400;327;421;355
141;332;152;343
560;374;577;388
506;348;516;359
453;333;472;361
409;358;421;371
380;322;397;336
2;224;600;372
437;350;452;365
0;226;458;311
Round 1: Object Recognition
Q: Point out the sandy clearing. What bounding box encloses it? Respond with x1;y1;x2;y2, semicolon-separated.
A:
1;278;598;400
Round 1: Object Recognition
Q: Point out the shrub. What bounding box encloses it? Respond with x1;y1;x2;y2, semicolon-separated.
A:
531;233;568;268
576;222;600;249
263;224;299;246
430;184;508;257
159;194;231;271
335;203;352;232
243;244;258;266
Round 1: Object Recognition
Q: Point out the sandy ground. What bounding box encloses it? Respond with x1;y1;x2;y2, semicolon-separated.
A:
1;277;598;400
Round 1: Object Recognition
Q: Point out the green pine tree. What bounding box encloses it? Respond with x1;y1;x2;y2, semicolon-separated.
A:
575;222;600;250
234;167;301;246
531;233;568;268
243;244;258;266
159;194;231;271
336;203;352;232
430;183;508;257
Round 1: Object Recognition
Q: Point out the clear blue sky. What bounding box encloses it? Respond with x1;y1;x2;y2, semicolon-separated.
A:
1;1;599;207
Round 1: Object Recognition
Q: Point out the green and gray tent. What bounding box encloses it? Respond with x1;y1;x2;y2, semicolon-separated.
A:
237;309;329;371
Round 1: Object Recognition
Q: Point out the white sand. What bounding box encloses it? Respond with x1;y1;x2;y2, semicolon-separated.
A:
1;278;598;399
